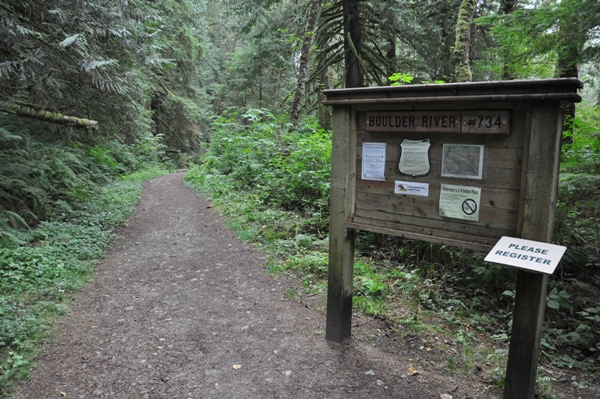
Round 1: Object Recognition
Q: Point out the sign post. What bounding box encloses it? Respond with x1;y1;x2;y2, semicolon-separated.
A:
501;101;568;399
323;79;582;398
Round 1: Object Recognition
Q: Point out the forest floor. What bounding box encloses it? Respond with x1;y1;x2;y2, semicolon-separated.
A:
8;173;598;399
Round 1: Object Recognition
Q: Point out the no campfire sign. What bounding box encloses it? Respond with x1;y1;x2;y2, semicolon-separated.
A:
484;236;567;275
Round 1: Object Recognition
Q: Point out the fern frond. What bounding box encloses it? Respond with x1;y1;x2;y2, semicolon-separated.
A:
81;59;118;72
0;61;23;78
91;75;126;94
59;34;81;48
1;210;29;229
0;229;26;246
145;57;176;67
0;127;22;142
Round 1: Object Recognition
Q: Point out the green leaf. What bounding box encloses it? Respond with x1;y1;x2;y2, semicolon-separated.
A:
547;299;560;310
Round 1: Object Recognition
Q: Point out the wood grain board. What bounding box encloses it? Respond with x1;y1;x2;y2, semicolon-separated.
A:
350;103;528;250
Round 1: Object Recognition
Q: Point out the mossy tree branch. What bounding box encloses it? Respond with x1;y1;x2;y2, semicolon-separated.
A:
0;103;99;130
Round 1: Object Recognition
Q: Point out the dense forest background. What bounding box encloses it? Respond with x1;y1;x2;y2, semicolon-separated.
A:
1;0;600;396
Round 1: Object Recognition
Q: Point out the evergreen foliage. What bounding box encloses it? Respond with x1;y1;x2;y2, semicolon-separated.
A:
0;0;212;148
477;0;600;80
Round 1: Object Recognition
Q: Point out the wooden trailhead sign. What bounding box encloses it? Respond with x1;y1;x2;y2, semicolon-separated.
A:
323;79;582;399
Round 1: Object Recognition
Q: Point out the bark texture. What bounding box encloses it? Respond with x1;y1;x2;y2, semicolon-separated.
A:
453;0;477;82
290;0;321;126
343;0;364;88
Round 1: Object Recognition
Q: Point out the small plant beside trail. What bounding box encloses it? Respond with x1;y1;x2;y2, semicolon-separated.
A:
186;110;600;397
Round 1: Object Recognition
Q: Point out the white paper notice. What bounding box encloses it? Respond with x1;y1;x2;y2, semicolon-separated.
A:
398;139;431;177
394;181;429;197
362;142;386;181
439;184;481;221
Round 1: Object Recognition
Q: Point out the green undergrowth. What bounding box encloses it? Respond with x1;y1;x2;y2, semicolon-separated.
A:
185;110;600;397
0;166;168;394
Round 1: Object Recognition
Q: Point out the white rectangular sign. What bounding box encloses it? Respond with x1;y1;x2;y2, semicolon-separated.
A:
361;142;386;181
394;181;429;197
484;236;567;275
439;184;481;221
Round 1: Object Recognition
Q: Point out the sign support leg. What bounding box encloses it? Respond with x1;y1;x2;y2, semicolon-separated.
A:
503;271;549;399
326;106;355;343
325;227;355;343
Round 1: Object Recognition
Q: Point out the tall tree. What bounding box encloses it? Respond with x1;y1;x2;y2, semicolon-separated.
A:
313;0;391;88
290;0;322;125
0;0;163;141
0;0;214;150
209;0;300;114
552;0;586;79
343;0;364;87
311;0;467;88
454;0;478;82
384;0;464;82
149;0;211;151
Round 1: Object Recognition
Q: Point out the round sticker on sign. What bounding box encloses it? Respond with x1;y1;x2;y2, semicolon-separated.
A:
461;199;478;215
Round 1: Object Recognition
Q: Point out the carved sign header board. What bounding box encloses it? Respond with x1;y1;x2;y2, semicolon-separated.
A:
366;110;510;134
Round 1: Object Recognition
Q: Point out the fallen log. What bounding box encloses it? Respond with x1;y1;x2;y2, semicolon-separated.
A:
0;103;99;130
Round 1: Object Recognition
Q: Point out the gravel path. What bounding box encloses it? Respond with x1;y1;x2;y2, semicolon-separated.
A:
10;173;491;399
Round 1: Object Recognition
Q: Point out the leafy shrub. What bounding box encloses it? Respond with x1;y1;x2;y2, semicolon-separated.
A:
188;110;331;217
89;145;126;175
555;173;600;272
562;105;600;174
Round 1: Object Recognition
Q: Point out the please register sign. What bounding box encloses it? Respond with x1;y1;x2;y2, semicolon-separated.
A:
485;237;567;275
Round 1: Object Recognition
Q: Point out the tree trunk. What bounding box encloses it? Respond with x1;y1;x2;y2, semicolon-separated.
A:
290;0;321;126
151;94;163;136
0;103;99;130
499;0;517;80
554;1;586;146
554;0;584;145
499;0;516;14
317;67;332;130
438;0;454;81
453;0;477;82
343;0;364;88
385;35;397;81
554;38;579;144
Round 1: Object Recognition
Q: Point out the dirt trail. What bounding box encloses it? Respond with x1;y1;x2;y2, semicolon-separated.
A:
10;173;489;399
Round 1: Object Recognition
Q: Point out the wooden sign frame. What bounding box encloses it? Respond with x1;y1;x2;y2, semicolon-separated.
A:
323;79;582;399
